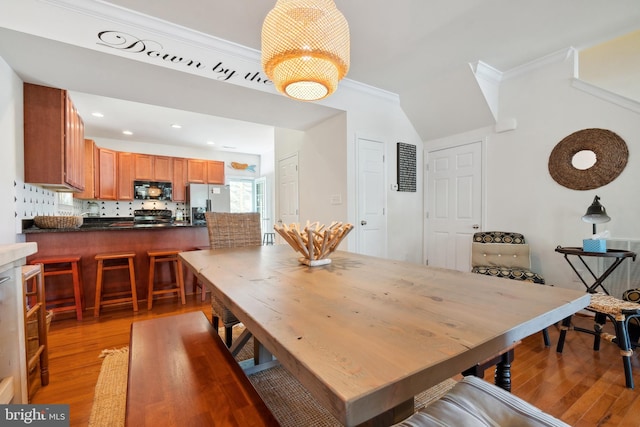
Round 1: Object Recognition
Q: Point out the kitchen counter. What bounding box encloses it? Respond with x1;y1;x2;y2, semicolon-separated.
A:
22;219;204;234
24;227;209;315
0;242;37;404
0;242;37;265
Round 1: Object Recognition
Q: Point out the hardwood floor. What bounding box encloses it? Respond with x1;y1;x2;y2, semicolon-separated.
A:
32;297;639;427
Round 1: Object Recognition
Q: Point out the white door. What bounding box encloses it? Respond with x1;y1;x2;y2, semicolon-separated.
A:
357;138;387;257
425;141;482;271
278;153;299;230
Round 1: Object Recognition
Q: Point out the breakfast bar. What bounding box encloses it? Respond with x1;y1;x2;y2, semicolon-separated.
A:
24;225;209;315
181;245;590;426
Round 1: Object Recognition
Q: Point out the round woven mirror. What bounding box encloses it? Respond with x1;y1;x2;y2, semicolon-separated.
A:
548;128;628;190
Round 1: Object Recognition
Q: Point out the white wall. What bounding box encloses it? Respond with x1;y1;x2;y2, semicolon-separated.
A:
274;117;348;226
338;88;424;263
425;50;640;292
0;56;23;243
274;85;425;264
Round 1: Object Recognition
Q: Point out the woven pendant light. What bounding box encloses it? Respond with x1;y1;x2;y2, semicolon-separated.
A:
261;0;350;101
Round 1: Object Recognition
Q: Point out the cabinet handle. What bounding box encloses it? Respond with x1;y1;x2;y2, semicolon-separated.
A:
0;276;9;285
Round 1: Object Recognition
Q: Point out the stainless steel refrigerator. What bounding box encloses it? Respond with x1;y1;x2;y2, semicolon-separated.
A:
186;183;231;224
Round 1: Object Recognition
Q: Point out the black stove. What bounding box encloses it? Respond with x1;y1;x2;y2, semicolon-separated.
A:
133;209;173;226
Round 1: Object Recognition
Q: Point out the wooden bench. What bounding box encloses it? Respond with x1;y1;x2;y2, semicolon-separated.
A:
125;311;278;426
393;375;569;427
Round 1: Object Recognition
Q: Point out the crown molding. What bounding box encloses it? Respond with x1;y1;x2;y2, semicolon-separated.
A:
572;78;640;115
340;78;400;103
502;47;577;81
470;61;503;84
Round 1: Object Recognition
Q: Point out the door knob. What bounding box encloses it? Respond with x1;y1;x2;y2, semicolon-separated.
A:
472;224;479;229
361;220;367;226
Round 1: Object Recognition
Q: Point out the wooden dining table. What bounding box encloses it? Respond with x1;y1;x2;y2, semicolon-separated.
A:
180;245;590;427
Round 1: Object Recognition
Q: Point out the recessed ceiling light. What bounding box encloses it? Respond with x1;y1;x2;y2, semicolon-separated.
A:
171;124;182;129
123;130;133;135
91;112;104;118
206;141;216;145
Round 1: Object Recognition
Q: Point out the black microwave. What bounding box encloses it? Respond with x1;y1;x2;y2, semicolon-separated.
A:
134;181;172;201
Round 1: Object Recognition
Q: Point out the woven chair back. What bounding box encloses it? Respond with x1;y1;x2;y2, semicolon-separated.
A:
205;212;262;249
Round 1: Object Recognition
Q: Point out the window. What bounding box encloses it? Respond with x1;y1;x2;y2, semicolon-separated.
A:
229;179;255;213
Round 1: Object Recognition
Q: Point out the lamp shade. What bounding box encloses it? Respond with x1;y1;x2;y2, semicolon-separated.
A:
261;0;350;101
582;195;611;224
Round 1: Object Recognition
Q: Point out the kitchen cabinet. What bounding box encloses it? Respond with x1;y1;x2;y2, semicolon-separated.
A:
117;152;135;200
172;158;187;202
134;154;173;182
96;148;117;200
187;159;207;183
187;159;225;184
207;160;225;184
154;156;173;181
74;139;96;200
23;83;85;192
134;154;153;180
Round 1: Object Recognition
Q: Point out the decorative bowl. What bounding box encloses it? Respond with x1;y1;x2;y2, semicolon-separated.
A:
34;215;84;229
274;221;353;266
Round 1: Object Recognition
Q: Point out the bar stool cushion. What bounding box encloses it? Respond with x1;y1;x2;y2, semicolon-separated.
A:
588;293;640;317
393;376;569;427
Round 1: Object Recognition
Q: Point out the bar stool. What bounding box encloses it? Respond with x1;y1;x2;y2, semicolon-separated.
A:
262;232;275;245
147;249;186;309
94;252;138;317
29;256;83;321
22;264;49;400
190;246;209;302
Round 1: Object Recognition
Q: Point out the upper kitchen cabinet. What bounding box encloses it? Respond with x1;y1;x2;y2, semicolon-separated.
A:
117;152;135;200
154;156;173;181
207;161;225;184
133;154;153;180
186;159;206;183
74;139;96;200
95;147;117;200
24;83;85;192
187;159;224;184
172;158;187;202
134;154;173;181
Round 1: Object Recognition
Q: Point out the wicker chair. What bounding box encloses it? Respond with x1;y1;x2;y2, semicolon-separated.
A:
471;231;550;346
205;212;262;347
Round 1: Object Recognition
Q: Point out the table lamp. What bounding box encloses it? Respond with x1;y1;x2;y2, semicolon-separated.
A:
581;195;610;234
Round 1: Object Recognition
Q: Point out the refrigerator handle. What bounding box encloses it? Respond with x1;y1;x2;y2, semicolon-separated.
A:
206;199;211;212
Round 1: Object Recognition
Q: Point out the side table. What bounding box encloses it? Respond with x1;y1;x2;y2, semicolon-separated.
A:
554;246;636;294
555;245;639;389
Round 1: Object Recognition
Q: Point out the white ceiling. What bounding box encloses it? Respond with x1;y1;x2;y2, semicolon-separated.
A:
1;0;639;155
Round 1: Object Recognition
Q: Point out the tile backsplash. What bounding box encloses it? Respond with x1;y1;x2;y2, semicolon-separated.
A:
15;179;187;229
80;199;187;217
15;181;58;218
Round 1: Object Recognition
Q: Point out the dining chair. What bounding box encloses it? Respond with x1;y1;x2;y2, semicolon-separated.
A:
205;212;262;347
471;231;551;346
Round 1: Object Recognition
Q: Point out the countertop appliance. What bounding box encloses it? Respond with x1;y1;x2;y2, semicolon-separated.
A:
134;181;172;201
133;209;174;227
186;183;231;225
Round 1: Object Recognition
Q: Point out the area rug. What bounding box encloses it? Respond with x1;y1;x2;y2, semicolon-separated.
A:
88;347;129;427
88;328;457;427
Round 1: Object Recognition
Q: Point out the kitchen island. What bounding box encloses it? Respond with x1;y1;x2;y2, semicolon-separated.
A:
23;222;209;318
